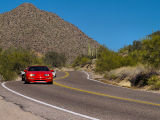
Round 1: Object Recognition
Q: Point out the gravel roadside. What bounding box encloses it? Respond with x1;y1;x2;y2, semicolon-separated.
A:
0;96;44;120
0;75;44;120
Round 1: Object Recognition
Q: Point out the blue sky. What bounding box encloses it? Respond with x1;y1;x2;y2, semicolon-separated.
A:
0;0;160;51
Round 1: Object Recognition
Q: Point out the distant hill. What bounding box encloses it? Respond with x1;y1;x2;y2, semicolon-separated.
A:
0;3;99;63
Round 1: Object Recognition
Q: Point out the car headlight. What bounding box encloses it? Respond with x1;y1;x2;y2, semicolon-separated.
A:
44;74;50;76
30;74;35;76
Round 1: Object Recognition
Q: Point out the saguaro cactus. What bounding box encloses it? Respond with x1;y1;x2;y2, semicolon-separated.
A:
88;42;91;57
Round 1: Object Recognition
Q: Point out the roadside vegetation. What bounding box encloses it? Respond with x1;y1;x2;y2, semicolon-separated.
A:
72;55;92;67
0;48;66;81
72;43;97;68
0;47;41;81
95;46;136;72
43;51;66;68
72;31;160;90
116;32;160;90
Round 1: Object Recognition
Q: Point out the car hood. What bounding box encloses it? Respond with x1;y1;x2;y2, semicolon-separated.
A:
27;71;52;74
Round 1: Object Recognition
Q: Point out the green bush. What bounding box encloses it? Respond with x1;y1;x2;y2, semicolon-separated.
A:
95;46;136;72
148;75;159;85
72;55;92;67
141;35;160;68
43;51;66;67
148;75;160;90
79;57;91;66
154;81;160;90
120;55;137;66
0;47;40;81
109;74;117;80
119;34;160;68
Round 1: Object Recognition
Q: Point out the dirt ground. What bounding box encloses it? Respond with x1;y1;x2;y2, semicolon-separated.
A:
0;96;44;120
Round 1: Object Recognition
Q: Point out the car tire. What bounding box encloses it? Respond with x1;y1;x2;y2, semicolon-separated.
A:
48;81;53;84
24;80;29;84
22;76;25;81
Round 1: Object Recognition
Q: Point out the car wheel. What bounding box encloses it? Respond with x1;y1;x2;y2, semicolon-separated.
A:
24;80;29;84
48;81;53;84
22;75;25;81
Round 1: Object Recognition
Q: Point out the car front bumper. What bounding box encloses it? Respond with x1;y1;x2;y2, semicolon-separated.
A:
26;77;53;83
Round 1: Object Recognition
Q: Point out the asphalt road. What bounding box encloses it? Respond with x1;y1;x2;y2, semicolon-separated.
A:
2;71;160;120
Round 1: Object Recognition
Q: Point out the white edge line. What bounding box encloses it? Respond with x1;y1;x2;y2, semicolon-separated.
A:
82;71;106;84
82;70;160;95
1;82;99;120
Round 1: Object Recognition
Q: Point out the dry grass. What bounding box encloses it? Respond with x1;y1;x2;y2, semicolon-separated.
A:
104;65;159;87
105;65;146;81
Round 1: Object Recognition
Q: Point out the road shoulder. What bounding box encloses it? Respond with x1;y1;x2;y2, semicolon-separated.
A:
0;95;44;120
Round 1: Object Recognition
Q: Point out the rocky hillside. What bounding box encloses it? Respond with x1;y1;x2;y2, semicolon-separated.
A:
0;3;99;63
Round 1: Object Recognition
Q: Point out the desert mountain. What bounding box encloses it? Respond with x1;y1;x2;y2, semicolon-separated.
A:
0;3;99;63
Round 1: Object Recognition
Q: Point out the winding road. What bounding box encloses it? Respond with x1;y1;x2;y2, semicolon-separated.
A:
1;71;160;120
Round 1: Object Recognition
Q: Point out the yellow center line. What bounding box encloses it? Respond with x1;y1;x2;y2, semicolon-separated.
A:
54;71;160;107
53;71;69;81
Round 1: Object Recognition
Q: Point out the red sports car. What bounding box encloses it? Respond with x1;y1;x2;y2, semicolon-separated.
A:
24;66;54;84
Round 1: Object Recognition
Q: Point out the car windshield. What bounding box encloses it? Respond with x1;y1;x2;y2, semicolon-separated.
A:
28;66;49;71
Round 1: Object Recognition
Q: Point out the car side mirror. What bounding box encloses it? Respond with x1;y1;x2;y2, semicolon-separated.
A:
50;70;54;72
24;70;27;72
20;71;25;75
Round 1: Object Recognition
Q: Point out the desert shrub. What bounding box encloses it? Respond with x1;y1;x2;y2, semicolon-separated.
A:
0;48;40;81
148;75;160;90
119;40;142;54
130;70;157;87
154;81;160;90
96;46;136;72
105;73;118;80
141;35;160;68
105;65;160;88
148;75;159;85
72;55;92;67
44;51;66;67
105;65;144;81
130;72;150;87
79;57;91;66
105;65;159;87
118;34;160;68
120;35;160;68
96;47;121;72
120;55;137;66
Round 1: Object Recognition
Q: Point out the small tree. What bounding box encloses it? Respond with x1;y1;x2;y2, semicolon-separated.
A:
0;47;39;81
96;46;136;72
142;35;160;68
44;51;66;67
72;55;92;67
